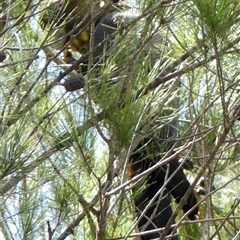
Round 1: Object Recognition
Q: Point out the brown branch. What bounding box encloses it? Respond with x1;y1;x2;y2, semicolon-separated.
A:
57;212;85;240
1;29;239;197
0;110;105;195
160;115;238;240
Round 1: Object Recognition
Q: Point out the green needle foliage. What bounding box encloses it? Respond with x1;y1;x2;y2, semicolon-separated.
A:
191;0;240;41
0;0;240;240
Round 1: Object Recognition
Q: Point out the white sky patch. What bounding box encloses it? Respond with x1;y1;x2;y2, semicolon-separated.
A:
0;232;6;240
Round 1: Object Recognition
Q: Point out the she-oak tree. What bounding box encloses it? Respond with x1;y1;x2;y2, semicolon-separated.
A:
0;0;240;240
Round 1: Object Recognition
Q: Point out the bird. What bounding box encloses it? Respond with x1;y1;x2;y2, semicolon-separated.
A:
41;1;199;239
39;0;129;55
0;50;7;62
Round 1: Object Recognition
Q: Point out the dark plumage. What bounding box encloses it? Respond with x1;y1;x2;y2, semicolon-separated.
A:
77;7;198;240
233;102;240;120
0;50;6;62
48;1;198;238
130;117;197;239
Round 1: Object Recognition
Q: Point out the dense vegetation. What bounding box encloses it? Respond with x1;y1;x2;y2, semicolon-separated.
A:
0;0;240;239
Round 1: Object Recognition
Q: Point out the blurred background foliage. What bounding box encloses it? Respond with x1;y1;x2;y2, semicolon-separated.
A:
0;0;240;239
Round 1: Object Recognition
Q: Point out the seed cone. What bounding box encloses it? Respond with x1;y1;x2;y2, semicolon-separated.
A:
61;74;85;92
